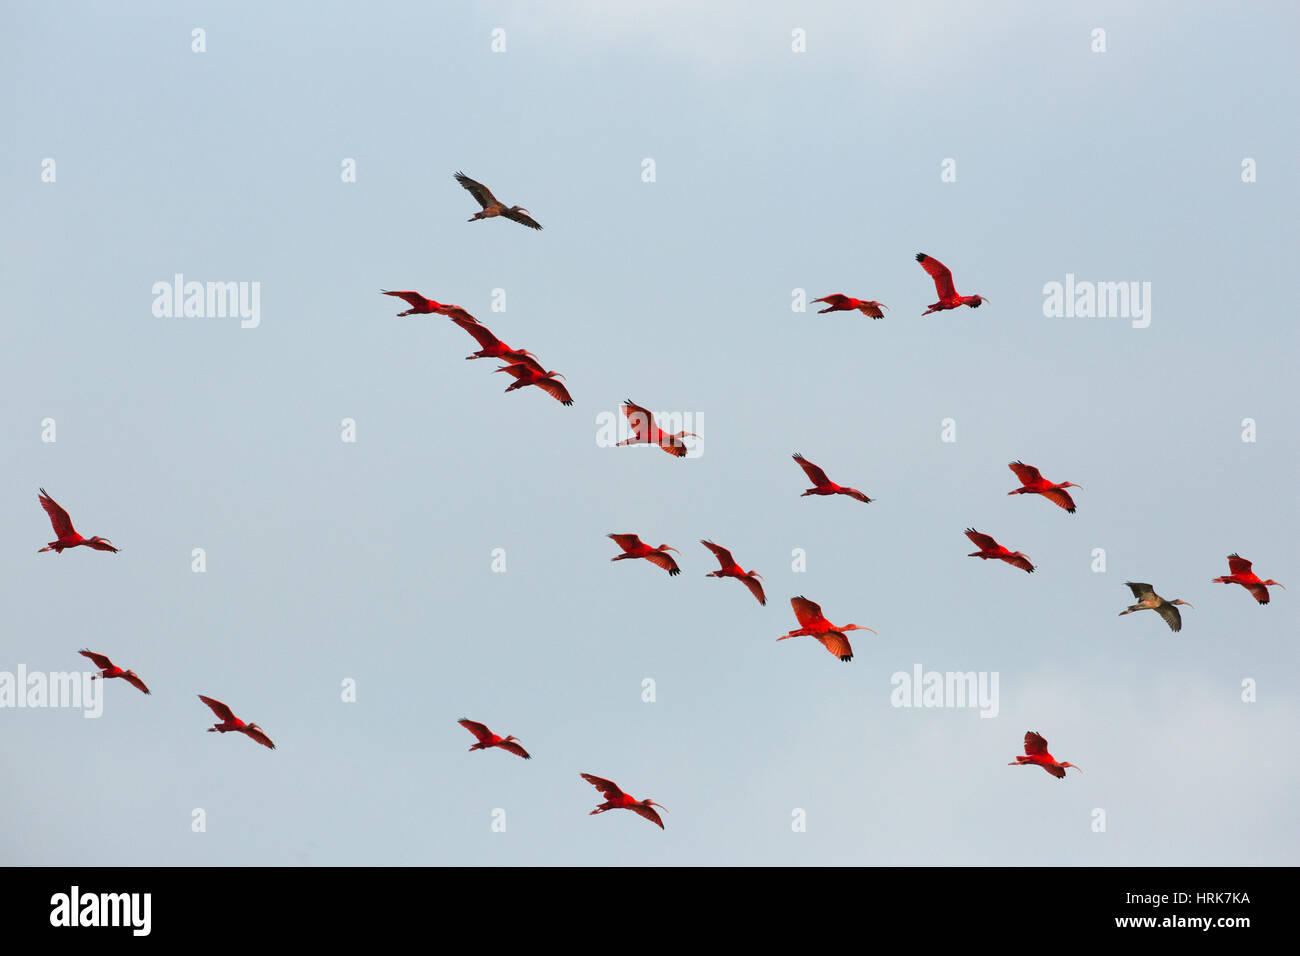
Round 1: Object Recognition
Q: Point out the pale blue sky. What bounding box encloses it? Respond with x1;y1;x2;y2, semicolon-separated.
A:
2;1;1297;865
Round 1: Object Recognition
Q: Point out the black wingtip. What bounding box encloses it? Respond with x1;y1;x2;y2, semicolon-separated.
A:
915;253;927;262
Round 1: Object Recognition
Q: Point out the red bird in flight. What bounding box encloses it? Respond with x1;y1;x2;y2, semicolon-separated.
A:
812;294;889;319
792;453;873;503
451;315;537;365
1212;554;1284;605
1009;731;1081;779
458;719;531;759
198;695;276;749
581;773;666;828
778;596;874;662
915;253;987;314
79;650;149;694
964;528;1035;573
700;540;766;605
618;400;697;458
495;362;573;406
1007;461;1082;514
608;533;681;576
381;290;475;321
37;489;119;554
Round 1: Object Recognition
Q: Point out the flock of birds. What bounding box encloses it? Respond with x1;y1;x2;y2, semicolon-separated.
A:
38;172;1286;831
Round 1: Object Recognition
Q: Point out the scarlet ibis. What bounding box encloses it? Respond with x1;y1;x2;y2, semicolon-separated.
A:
1007;461;1081;513
458;718;531;759
1213;554;1284;605
1119;582;1193;632
812;294;888;319
608;533;681;576
1008;731;1081;779
778;595;874;662
78;650;149;695
37;489;118;554
618;400;697;458
197;695;275;749
451;315;537;365
700;540;765;605
580;773;666;828
455;172;542;230
381;290;475;321
494;363;573;406
964;528;1034;573
915;253;987;314
792;453;872;503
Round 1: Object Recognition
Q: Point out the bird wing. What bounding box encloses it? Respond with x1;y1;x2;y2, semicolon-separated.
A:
815;294;849;307
1004;553;1036;573
498;740;532;760
122;672;150;695
816;631;854;661
454;171;498;209
1156;604;1183;632
964;528;998;551
1245;583;1271;605
1040;488;1077;513
581;773;626;801
495;363;533;381
1226;554;1253;576
502;208;543;230
79;649;114;670
792;453;831;487
608;533;645;552
841;487;873;503
458;718;494;743
660;436;688;457
452;316;502;349
1008;461;1043;486
534;377;573;406
1125;582;1155;599
740;574;767;606
381;290;429;308
1043;763;1066;779
644;551;681;575
629;804;665;828
38;489;77;538
243;727;276;750
1024;731;1049;755
700;540;736;569
439;305;478;323
916;253;956;299
198;695;236;721
860;302;887;318
622;400;657;439
790;595;824;628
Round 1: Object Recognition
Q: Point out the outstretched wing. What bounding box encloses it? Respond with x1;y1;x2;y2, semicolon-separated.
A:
792;453;831;487
1226;554;1253;576
1125;582;1155;600
498;740;532;760
581;773;626;801
1155;604;1183;633
495;363;534;381
79;649;114;670
381;290;429;309
622;400;657;440
458;718;494;743
916;253;956;299
816;631;854;662
790;595;824;628
814;293;849;307
700;539;736;569
438;305;478;323
242;727;276;750
644;551;681;576
198;695;236;722
1004;553;1036;574
534;377;573;406
454;171;498;209
1041;488;1077;513
608;533;645;553
1008;460;1043;486
38;489;77;539
122;672;151;695
660;436;688;457
502;208;543;230
452;316;502;349
1024;731;1049;756
964;528;999;551
840;487;873;503
1245;583;1271;605
740;574;767;606
859;301;887;318
630;804;665;828
1043;763;1066;779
